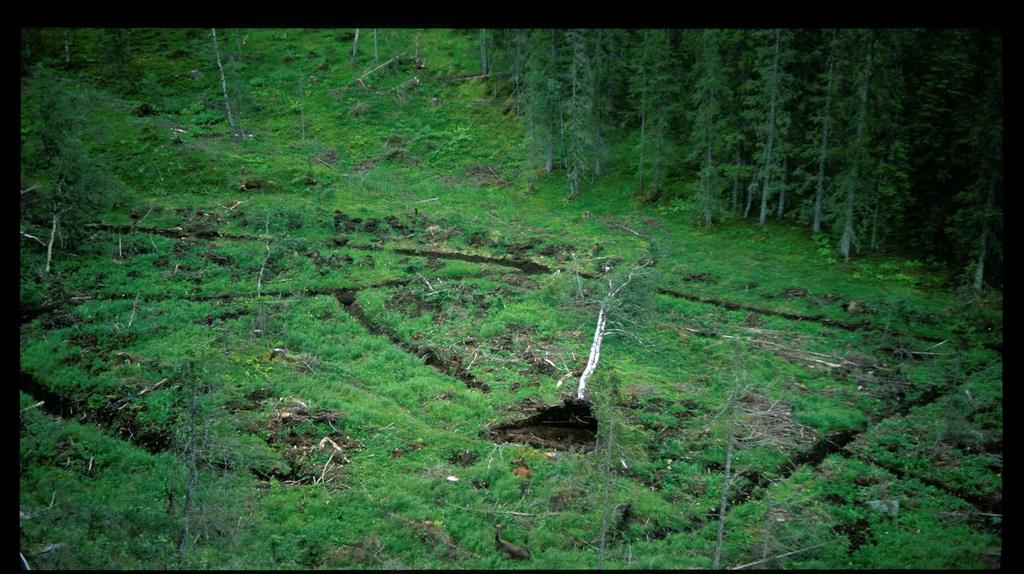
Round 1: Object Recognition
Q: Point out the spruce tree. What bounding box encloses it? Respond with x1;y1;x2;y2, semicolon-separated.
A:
632;29;673;201
525;29;562;176
691;29;724;225
564;28;595;199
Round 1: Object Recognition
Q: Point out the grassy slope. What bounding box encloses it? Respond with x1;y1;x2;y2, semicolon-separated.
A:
20;28;1001;569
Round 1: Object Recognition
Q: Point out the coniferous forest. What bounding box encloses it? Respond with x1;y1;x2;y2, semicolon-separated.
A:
20;28;1001;569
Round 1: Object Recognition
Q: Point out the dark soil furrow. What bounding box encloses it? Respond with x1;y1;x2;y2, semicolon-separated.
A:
19;279;416;325
658;287;870;331
388;246;556;276
20;371;174;454
334;291;491;393
657;287;975;350
716;374;983;523
85;221;593;278
854;455;1001;519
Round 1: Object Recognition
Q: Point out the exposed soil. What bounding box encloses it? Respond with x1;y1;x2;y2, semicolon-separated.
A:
658;287;871;332
335;292;490;393
85;219;604;282
448;449;479;466
390;246;555;276
833;518;875;553
506;239;540;256
682;272;713;283
718;363;986;519
21;279;417;327
466;231;489;247
859;456;1001;519
486;397;597;451
20;371;174;454
538;242;575;260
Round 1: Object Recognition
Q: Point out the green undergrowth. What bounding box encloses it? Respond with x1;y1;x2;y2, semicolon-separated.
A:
20;28;1000;569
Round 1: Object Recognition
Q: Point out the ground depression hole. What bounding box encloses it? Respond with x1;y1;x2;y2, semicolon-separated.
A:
486;398;597;451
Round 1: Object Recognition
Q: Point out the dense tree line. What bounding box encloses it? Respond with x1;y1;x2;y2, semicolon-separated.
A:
20;28;1002;290
486;28;1002;290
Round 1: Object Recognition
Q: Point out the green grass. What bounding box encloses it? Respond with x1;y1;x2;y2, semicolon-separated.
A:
20;28;1001;569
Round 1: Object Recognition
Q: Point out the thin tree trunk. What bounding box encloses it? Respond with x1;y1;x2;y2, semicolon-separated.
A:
64;29;69;64
732;158;740;213
712;435;735;569
702;46;717;226
512;29;525;108
761;492;773;566
744;168;758;218
545;134;554;173
211;29;237;137
373;29;378;63
597;412;615;569
813;30;837;234
777;153;787;218
638;67;646;193
45;208;58;275
651;108;664;197
758;30;781;227
973;173;996;292
351;28;360;67
703;135;714;225
869;179;880;250
479;29;488;74
841;36;874;263
230;29;243;64
568;37;580;199
299;77;305;142
177;377;199;564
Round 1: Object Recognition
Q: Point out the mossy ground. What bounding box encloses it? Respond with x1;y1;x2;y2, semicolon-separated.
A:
20;28;1001;569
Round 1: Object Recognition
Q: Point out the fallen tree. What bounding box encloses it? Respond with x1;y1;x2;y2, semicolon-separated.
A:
575;260;651;401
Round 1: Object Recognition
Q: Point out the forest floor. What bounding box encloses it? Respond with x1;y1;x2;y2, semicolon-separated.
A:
20;28;1002;569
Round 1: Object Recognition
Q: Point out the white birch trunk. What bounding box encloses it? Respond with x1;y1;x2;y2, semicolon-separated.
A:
211;29;236;136
577;305;607;400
